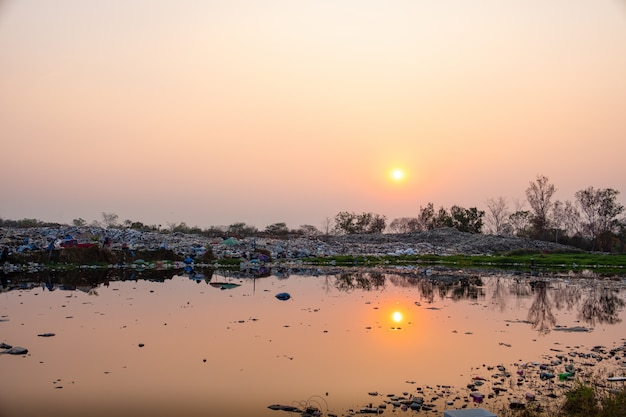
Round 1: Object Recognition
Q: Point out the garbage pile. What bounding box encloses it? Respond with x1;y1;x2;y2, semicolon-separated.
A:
1;225;577;269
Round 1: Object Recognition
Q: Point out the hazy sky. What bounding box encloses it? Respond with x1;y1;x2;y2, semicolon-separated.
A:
2;1;625;230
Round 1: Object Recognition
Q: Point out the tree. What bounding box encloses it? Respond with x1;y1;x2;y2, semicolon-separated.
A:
203;225;227;237
101;212;119;228
72;218;87;227
433;207;453;229
364;213;387;234
450;206;485;234
417;203;436;230
298;224;321;236
265;222;289;237
355;212;387;234
509;210;531;237
227;222;258;238
388;217;420;233
127;221;152;231
321;217;333;235
575;187;624;251
550;201;566;243
333;212;386;235
550;200;580;243
417;203;451;230
484;197;509;235
525;175;556;238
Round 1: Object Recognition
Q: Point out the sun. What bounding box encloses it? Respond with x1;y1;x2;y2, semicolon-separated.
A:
392;311;403;323
391;169;404;181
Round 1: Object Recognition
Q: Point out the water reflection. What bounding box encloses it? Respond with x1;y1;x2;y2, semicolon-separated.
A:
552;281;581;311
580;286;625;325
2;267;626;417
527;280;557;334
334;270;385;291
4;268;626;334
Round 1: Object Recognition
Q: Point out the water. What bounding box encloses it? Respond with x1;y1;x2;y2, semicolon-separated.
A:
1;267;625;417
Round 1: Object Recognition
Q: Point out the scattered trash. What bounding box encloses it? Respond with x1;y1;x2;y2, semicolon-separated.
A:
1;346;28;355
469;392;484;403
267;404;301;412
444;407;497;417
275;292;291;301
553;325;592;332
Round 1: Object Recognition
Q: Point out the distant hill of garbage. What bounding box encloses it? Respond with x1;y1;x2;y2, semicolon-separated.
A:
2;226;577;263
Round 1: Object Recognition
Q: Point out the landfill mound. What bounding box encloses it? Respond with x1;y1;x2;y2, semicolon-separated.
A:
1;226;577;261
323;227;576;255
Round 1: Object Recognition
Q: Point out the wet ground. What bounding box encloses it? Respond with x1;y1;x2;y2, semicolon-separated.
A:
1;267;625;417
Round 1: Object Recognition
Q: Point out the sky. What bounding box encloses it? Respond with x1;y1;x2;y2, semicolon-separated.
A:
1;1;625;230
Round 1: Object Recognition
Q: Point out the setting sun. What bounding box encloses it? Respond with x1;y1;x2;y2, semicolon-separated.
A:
391;169;404;181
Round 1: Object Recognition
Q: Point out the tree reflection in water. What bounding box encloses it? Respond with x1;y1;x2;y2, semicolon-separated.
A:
449;276;485;301
552;281;581;311
580;287;625;326
527;280;556;334
491;277;508;313
333;270;385;291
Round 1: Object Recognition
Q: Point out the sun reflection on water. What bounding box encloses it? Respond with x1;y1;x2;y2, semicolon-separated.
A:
392;311;403;324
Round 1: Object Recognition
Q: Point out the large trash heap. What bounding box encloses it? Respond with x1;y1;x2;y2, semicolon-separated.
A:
1;225;574;270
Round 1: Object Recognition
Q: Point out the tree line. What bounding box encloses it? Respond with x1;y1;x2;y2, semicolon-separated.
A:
1;174;624;252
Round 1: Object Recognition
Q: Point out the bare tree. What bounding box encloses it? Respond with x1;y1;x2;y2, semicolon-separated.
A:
525;175;556;238
389;217;420;233
484;197;509;235
321;217;333;235
551;200;580;243
298;224;321;236
551;200;566;243
101;212;119;228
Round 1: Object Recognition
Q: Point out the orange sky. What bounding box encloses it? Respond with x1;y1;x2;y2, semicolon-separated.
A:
1;1;625;229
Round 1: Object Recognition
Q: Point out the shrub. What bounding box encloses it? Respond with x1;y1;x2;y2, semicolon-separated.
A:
561;383;599;417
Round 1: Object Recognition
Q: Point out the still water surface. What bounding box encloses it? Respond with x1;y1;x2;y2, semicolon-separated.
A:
1;268;626;417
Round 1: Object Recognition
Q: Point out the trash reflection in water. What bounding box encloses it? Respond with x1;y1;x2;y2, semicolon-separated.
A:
1;267;626;417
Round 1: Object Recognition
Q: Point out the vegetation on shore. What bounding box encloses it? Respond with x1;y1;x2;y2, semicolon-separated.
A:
4;244;626;276
301;251;626;275
499;382;626;417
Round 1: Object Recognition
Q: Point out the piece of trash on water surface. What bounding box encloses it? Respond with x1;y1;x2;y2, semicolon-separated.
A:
275;292;291;301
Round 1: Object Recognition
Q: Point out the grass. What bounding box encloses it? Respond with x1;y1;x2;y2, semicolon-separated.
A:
298;252;626;275
497;383;626;417
6;247;626;275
